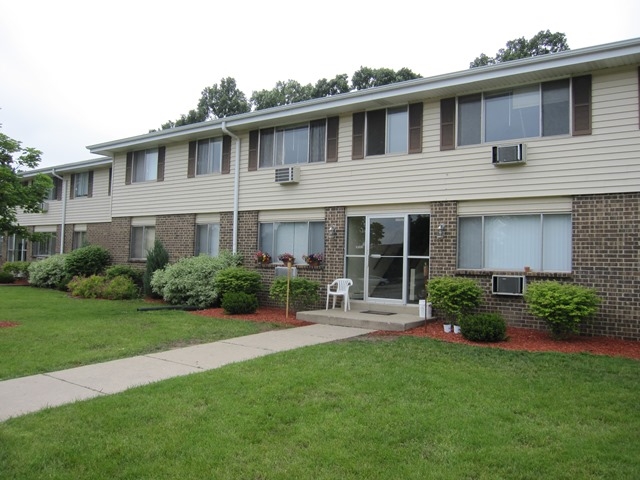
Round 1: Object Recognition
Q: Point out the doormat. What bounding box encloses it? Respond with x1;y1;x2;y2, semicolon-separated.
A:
360;310;396;316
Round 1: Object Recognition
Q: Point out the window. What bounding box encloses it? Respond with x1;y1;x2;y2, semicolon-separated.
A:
126;147;165;184
196;138;222;175
73;172;90;198
445;76;590;149
0;234;3;258
34;234;56;258
45;177;62;201
352;103;422;159
130;226;155;260
8;235;28;262
458;214;571;272
259;221;324;264
73;231;87;250
195;224;219;256
248;117;339;171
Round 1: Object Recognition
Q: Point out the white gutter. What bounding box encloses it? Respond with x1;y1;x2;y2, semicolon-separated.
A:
50;169;66;254
221;121;240;254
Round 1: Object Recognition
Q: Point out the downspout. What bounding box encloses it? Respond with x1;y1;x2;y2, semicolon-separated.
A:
221;121;240;254
50;169;66;254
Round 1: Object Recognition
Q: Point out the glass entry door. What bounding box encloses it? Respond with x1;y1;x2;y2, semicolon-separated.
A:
346;214;430;304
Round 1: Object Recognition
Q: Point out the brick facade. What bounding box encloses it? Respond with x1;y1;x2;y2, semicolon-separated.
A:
156;214;196;262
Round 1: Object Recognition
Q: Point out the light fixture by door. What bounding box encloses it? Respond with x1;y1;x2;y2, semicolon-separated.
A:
437;224;445;238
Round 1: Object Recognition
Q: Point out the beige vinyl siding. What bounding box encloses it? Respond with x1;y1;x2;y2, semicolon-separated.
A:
259;209;325;222
15;198;64;226
236;67;639;211
346;203;431;216
458;197;572;215
66;168;111;224
111;143;236;217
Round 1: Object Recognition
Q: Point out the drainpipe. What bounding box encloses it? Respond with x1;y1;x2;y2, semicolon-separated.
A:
221;121;240;254
50;169;66;254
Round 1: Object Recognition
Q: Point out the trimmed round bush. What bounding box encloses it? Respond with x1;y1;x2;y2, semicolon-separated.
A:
459;313;507;342
28;254;67;288
269;277;320;311
427;276;483;323
106;265;144;288
67;275;107;299
65;245;111;278
215;267;262;298
2;261;31;278
0;271;15;284
151;251;242;308
221;292;259;315
102;275;140;300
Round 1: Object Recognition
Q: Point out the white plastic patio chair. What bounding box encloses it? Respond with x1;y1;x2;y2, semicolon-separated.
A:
326;278;353;312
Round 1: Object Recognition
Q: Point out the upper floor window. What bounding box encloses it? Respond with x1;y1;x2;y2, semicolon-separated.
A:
441;76;591;150
126;147;165;184
352;103;423;159
197;138;222;175
248;117;339;171
458;213;571;272
74;172;90;198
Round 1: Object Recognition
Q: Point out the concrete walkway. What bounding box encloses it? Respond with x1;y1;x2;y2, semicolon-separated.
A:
0;324;373;422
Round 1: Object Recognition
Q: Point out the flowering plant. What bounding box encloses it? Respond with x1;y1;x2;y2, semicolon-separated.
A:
303;252;324;264
254;251;271;263
277;252;296;264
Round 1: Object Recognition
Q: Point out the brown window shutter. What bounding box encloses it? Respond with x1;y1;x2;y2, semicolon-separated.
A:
125;152;133;185
248;130;259;171
87;171;94;198
326;116;339;162
222;135;231;174
69;174;75;199
440;98;456;150
352;112;365;159
408;102;423;154
54;177;63;201
187;141;197;178
157;147;166;181
572;75;592;136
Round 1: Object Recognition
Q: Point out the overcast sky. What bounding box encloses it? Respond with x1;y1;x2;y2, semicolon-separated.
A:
2;0;640;169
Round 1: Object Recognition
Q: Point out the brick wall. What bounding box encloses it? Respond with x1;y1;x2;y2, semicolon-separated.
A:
109;217;132;264
156;214;195;262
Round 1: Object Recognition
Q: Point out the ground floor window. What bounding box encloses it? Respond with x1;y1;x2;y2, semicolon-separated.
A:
458;213;571;272
259;221;324;264
195;223;220;256
34;234;57;258
130;226;155;260
7;235;28;262
73;231;88;250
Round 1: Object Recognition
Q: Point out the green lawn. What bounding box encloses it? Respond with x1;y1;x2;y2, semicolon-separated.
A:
1;336;638;479
0;287;282;380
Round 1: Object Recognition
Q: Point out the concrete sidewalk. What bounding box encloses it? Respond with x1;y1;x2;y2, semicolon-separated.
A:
0;324;373;422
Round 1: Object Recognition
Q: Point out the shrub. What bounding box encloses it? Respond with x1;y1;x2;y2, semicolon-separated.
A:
144;240;169;298
524;281;600;339
427;276;483;323
65;245;111;278
2;261;31;278
28;255;68;288
215;267;262;299
102;275;140;300
151;251;242;308
67;275;107;299
269;277;320;312
106;265;144;288
221;292;259;315
459;313;507;342
0;271;15;283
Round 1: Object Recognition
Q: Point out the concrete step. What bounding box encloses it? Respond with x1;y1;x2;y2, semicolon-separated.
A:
297;306;426;332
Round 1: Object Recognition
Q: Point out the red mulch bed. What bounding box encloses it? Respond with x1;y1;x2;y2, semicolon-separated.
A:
194;307;639;361
0;322;20;328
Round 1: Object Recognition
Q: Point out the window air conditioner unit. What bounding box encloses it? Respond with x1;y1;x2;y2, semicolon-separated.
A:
40;202;49;212
492;144;526;165
492;275;526;296
274;166;300;184
274;266;297;278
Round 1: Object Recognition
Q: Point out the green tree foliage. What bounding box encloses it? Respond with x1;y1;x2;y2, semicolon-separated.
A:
350;66;421;90
143;240;169;297
470;30;570;68
0;128;53;240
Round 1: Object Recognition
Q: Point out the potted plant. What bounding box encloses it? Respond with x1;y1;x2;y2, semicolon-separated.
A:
254;251;271;265
278;252;295;265
302;252;324;267
427;277;483;334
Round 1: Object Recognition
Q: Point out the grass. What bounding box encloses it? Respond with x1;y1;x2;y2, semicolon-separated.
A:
1;336;638;479
0;287;282;380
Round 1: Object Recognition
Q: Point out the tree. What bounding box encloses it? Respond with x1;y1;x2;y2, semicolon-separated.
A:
251;79;314;110
470;30;569;68
350;66;421;90
160;77;250;130
0;128;53;240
